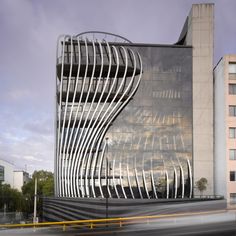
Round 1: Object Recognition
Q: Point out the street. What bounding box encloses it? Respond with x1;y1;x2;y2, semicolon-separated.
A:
0;210;236;235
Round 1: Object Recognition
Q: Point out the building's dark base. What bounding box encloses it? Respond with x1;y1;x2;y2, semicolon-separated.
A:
42;197;226;222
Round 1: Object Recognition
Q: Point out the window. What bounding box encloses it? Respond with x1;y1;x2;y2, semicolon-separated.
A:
229;149;236;160
229;106;236;116
230;171;236;181
229;62;236;74
230;193;236;204
229;128;236;138
229;84;236;94
0;165;4;181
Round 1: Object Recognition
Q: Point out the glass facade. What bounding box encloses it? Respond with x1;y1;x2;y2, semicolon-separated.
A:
106;45;193;198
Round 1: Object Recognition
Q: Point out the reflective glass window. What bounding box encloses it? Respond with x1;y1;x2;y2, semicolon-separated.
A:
0;165;4;181
229;63;236;74
229;128;236;138
229;84;236;94
230;171;236;181
230;149;236;160
230;193;236;204
229;106;236;116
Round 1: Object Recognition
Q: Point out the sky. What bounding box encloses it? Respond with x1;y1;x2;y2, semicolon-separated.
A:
0;0;235;174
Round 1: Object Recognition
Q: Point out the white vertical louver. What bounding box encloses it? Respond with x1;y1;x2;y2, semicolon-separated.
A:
56;34;142;198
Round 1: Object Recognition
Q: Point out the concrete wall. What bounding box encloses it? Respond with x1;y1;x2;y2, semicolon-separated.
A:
185;4;214;195
214;58;227;197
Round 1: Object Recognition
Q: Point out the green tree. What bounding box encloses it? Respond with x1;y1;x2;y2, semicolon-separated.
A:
156;177;167;198
22;170;54;197
195;177;208;196
0;183;25;212
22;170;54;219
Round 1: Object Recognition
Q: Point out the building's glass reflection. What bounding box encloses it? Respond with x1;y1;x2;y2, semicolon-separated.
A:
106;45;192;198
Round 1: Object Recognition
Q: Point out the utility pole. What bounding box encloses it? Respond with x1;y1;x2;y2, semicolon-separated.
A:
33;178;38;224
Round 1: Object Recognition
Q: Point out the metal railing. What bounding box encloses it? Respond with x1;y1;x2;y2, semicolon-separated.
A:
194;195;224;199
0;209;228;231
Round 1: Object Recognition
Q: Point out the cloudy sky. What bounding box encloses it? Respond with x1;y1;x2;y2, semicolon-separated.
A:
0;0;235;174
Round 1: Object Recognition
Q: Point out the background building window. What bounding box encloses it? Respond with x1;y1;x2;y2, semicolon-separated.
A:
229;105;236;116
230;149;236;160
0;165;4;181
229;62;236;74
230;193;236;204
229;127;236;138
229;84;236;94
230;171;236;181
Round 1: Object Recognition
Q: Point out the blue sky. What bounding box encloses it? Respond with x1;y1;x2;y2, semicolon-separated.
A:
0;0;235;174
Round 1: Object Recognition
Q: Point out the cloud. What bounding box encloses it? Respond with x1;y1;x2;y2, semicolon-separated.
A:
7;88;31;101
23;155;43;162
23;118;53;136
0;0;235;174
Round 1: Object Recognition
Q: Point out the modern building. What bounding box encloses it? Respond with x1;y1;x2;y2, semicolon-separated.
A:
0;159;30;191
54;3;214;200
13;170;30;192
214;55;236;204
0;159;14;187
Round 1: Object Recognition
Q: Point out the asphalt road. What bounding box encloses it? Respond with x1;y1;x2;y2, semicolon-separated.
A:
1;221;236;236
0;211;236;236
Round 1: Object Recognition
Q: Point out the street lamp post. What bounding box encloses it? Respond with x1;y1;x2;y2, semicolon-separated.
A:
33;178;38;224
105;137;109;222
